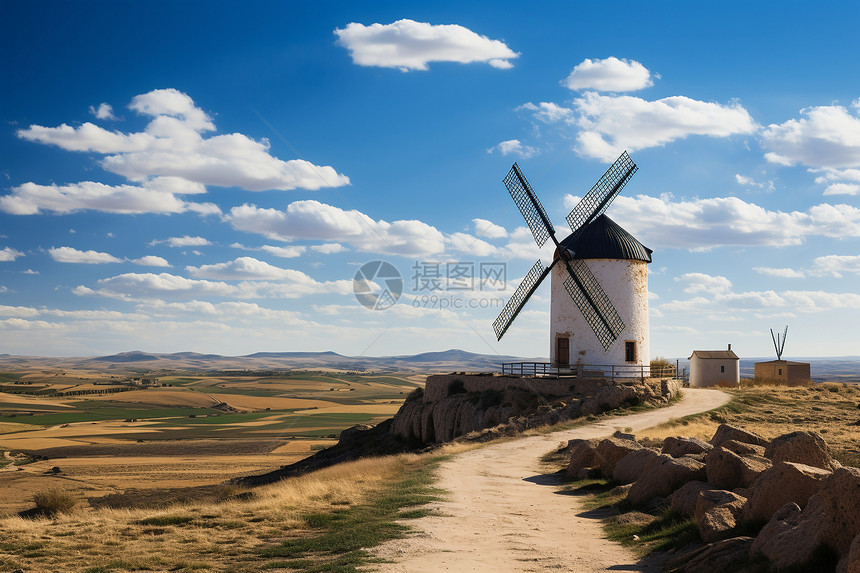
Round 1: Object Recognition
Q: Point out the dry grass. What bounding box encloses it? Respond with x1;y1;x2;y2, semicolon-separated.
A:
0;453;427;572
637;383;860;466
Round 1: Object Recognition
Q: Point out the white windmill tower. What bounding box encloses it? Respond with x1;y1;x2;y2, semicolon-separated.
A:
493;152;653;375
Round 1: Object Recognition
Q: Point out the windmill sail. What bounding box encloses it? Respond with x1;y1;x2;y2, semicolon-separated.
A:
566;151;637;234
493;259;554;341
562;259;626;350
504;163;555;247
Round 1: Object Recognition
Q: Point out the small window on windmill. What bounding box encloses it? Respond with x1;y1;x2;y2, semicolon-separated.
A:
778;368;782;375
625;341;636;362
721;365;725;373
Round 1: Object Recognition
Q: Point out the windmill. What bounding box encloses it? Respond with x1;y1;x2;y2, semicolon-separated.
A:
493;151;653;371
771;325;788;360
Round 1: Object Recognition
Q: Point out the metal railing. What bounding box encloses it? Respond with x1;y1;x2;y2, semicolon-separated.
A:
501;362;677;381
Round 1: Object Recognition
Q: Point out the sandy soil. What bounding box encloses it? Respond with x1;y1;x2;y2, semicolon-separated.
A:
371;388;730;573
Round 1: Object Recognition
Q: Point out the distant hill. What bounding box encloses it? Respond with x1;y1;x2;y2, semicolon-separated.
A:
0;349;545;374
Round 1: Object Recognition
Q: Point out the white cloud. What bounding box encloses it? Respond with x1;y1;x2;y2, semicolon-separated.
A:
75;270;352;301
14;88;349;200
0;178;208;215
675;272;732;295
488;139;537;158
132;255;171;267
0;247;24;261
186;257;317;281
762;103;860;169
334;19;519;71
735;174;775;191
260;245;307;258
49;246;122;264
226;200;446;257
823;183;860;196
473;218;507;239
517;102;573;124
810;254;860;278
592;193;860;249
22;269;39;274
310;243;346;254
153;235;212;248
573;92;757;161
0;305;40;318
753;267;806;278
562;57;653;92
89;103;118;120
446;232;498;257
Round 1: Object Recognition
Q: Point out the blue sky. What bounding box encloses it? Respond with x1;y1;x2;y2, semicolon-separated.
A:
2;1;860;359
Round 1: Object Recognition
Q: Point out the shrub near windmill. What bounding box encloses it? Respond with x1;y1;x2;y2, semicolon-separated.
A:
495;152;653;377
754;326;812;386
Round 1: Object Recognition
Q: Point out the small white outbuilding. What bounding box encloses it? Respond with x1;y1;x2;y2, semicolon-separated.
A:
689;344;740;388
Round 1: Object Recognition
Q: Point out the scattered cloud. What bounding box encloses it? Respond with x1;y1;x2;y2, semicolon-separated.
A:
186;257;320;281
487;139;537;158
573;92;757;161
226;200;446;257
762;103;860;169
334;19;519;71
823;183;860;196
12;89;349;212
152;235;212;248
810;254;860;277
473;218;507;239
0;178;217;215
22;269;39;274
675;272;732;295
48;246;122;264
75;270;352;301
735;174;774;191
89;103;118;120
310;243;346;254
260;245;307;258
0;247;24;261
446;232;498;257
516;102;573;124
581;193;860;249
562;57;653;92
753;267;806;278
132;255;171;267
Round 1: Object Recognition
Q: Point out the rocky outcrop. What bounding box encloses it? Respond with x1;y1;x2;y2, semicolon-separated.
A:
838;533;860;573
668;480;714;517
764;430;839;470
627;454;706;506
743;461;831;523
595;437;642;478
664;536;756;573
751;467;860;570
709;424;769;449
695;489;746;542
566;438;600;479
662;436;713;458
613;448;660;484
705;446;771;490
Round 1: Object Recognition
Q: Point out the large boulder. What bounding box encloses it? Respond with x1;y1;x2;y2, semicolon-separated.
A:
709;424;769;449
752;468;860;570
594;437;642;478
837;533;860;573
663;436;714;458
566;438;600;478
744;461;831;523
705;446;771;490
764;430;839;470
695;489;747;542
720;439;766;458
613;448;660;484
665;536;756;573
627;454;706;506
668;480;713;517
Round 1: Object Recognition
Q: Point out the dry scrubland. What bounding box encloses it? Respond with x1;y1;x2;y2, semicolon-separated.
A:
1;378;860;572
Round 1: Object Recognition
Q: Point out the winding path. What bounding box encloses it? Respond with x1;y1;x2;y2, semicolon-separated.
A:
371;388;730;572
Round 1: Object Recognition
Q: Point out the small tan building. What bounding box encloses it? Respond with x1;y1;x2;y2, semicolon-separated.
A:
754;360;811;386
689;345;739;388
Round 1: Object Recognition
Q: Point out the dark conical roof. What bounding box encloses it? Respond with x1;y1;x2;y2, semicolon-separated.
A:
558;215;652;262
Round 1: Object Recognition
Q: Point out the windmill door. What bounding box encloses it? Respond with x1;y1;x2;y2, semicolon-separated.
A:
557;337;570;367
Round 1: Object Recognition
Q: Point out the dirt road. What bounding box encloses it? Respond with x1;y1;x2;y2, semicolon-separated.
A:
371;388;730;572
